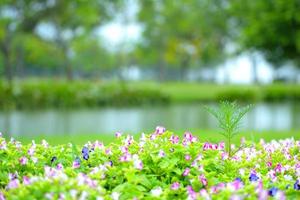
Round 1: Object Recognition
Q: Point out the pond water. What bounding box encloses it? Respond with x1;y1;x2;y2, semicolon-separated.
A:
0;102;300;137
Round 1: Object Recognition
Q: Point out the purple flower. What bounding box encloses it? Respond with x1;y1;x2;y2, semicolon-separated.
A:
185;154;191;161
73;157;81;169
105;148;112;155
229;179;243;191
27;147;35;156
203;142;210;150
268;187;278;197
19;157;27;165
184;132;193;142
249;173;259;182
23;176;31;185
186;186;198;199
134;159;143;170
182;168;190;176
57;163;63;170
211;144;218;150
120;146;128;153
170;182;180;190
199;174;208;186
119;153;131;162
155;126;166;135
158;150;165;158
218;142;225;150
7;179;19;189
274;163;283;173
294;180;300;190
0;192;5;200
0;141;7;150
115;131;122;138
170;135;179;144
82;146;89;154
83;153;89;160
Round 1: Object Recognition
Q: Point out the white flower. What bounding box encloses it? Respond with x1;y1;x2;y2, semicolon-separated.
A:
284;175;293;181
151;187;162;197
111;192;120;200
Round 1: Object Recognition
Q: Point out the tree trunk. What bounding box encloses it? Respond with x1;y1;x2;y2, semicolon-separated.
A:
180;57;189;81
65;58;73;80
1;39;13;82
16;45;25;78
158;61;165;81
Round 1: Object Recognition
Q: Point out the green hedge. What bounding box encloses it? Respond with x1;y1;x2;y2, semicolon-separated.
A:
0;81;170;109
216;84;300;102
0;81;299;109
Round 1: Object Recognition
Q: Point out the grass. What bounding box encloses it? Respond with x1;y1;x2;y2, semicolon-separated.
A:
129;82;300;102
10;129;300;145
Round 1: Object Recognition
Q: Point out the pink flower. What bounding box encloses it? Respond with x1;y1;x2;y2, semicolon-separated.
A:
105;148;112;155
185;154;191;161
199;174;207;186
115;131;122;138
218;142;225;150
203;142;210;150
72;161;80;169
150;134;156;140
158;150;165;158
119;153;131;162
0;192;5;200
258;190;268;200
134;160;143;170
7;179;19;189
170;135;179;144
187;186;198;199
23;176;31;185
155;126;166;135
28;147;35;156
93;141;104;150
228;180;243;191
57;163;63;170
120;146;128;153
199;189;209;199
211;144;218;150
267;170;277;182
221;152;229;160
19;157;27;165
275;163;283;173
184;132;193;142
171;182;180;190
266;161;272;168
182;168;190;176
124;135;134;146
230;195;242;200
0;141;7;150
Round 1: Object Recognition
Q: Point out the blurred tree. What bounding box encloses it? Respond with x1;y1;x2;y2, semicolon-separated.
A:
0;0;62;81
137;0;229;80
72;36;116;75
229;0;300;81
39;0;121;80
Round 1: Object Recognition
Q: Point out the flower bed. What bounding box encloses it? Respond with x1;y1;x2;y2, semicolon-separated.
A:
0;128;299;199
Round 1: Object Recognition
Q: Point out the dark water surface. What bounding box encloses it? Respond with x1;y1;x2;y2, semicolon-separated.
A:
0;102;300;137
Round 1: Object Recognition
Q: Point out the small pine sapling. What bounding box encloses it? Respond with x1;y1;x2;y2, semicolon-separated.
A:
205;101;252;157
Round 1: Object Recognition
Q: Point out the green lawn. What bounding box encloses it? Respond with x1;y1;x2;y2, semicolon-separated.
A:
127;81;300;102
11;129;300;145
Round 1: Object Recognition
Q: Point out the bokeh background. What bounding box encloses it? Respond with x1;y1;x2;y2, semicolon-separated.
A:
0;0;299;144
